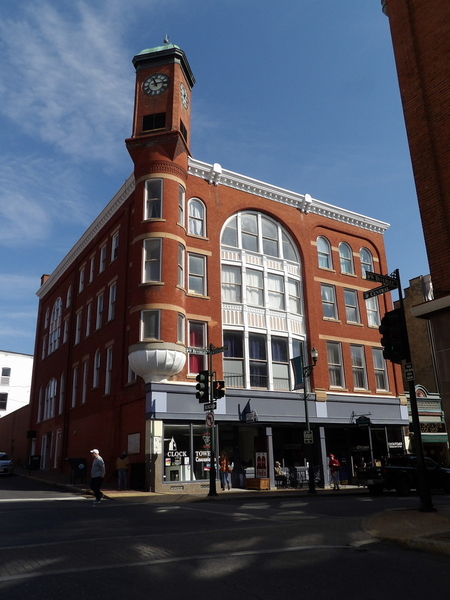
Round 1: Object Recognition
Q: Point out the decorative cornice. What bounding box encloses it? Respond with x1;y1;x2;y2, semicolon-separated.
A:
188;158;389;234
37;175;135;299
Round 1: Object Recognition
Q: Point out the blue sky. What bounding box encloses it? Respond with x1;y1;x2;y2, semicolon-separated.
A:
0;0;428;356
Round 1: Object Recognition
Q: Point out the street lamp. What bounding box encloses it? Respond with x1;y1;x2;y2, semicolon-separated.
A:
303;346;318;494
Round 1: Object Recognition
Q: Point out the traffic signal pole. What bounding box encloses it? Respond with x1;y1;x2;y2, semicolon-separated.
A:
395;269;435;512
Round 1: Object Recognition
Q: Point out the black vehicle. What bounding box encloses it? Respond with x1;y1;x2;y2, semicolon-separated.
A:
357;454;450;495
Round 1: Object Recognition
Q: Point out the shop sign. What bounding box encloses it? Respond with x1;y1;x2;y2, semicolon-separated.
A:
388;442;403;449
195;450;211;463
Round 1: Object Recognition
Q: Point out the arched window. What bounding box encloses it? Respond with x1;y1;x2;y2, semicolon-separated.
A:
317;236;332;269
48;298;62;354
339;242;354;275
360;247;373;278
188;198;205;236
221;211;304;392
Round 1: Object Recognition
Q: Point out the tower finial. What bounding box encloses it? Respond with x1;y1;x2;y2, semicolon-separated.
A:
164;34;169;45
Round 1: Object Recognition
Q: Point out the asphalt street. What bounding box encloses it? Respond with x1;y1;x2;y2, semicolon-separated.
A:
0;476;449;600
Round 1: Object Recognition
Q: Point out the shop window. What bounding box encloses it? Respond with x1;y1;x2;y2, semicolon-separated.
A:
163;423;211;483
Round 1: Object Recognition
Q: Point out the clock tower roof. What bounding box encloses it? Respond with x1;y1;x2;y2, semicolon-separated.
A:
132;42;195;89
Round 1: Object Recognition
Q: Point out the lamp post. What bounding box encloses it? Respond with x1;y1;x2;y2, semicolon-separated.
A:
303;346;318;494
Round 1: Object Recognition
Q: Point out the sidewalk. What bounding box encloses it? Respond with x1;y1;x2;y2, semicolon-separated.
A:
18;468;450;556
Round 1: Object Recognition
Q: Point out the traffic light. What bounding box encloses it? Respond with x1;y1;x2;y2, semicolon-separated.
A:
195;370;209;402
378;308;408;364
213;380;226;399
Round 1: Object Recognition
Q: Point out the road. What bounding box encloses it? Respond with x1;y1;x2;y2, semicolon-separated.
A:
0;475;449;599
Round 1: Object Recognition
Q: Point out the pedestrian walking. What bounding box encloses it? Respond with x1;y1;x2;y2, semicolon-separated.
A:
329;453;341;490
90;449;106;504
219;450;231;491
115;452;130;490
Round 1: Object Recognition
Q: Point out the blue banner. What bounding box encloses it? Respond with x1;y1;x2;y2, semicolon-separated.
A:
290;355;304;390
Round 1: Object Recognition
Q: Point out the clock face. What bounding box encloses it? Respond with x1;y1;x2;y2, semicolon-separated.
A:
142;73;170;96
180;82;189;109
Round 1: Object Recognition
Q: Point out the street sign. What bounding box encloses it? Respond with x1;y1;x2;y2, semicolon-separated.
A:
303;430;313;444
363;284;396;300
210;345;228;355
405;362;415;382
186;347;209;355
203;402;217;411
365;271;398;287
205;412;214;427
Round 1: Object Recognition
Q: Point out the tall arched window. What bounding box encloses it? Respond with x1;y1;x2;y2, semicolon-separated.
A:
317;236;332;269
48;298;62;354
339;242;354;275
188;199;205;236
360;247;373;278
221;211;304;391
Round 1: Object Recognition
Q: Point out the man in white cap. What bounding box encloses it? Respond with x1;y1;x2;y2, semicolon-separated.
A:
90;449;106;504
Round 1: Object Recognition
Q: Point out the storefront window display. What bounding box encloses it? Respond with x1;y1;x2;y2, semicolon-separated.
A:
163;423;213;483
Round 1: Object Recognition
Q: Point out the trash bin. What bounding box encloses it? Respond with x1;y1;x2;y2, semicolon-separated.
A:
66;458;87;484
29;455;41;471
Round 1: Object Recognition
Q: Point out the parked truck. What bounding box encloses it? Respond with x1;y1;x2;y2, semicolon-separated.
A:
357;454;450;495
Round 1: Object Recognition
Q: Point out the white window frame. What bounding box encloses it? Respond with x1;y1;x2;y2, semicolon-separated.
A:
85;303;92;337
327;341;345;388
78;266;85;293
144;178;163;219
93;350;101;388
178;184;185;225
81;360;88;404
74;310;82;345
108;282;117;321
140;310;160;340
321;284;338;320
372;348;389;391
360;247;373;278
105;346;113;395
48;298;62;354
188;321;207;374
344;288;360;323
143;238;162;282
111;231;119;261
88;255;95;283
339;242;354;275
96;294;104;330
58;372;65;414
71;366;78;408
99;244;107;273
177;313;185;344
317;236;332;269
188;253;206;296
178;244;185;288
188;198;206;237
350;345;368;390
365;296;381;328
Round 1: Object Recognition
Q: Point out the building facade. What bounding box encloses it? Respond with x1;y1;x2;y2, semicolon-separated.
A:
0;350;33;418
28;43;408;491
382;0;450;440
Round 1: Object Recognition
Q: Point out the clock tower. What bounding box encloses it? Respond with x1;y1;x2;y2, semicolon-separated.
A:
126;41;195;175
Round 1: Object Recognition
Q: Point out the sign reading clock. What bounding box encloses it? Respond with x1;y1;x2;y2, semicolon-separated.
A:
142;73;170;96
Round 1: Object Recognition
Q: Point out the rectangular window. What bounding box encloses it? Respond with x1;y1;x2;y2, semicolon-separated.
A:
58;373;65;414
327;341;344;387
177;313;185;344
221;265;242;303
249;333;268;388
141;310;160;340
78;267;85;293
1;367;11;385
288;278;301;314
111;231;119;261
96;294;104;329
88;255;95;283
142;112;165;132
71;366;78;408
93;351;101;388
85;303;92;337
178;185;185;225
188;254;206;295
143;238;162;282
105;346;113;395
99;244;107;273
268;273;285;310
246;268;263;306
344;289;360;323
0;393;7;411
42;336;47;360
188;321;206;373
350;345;367;389
108;282;117;321
178;244;185;287
372;348;388;391
271;337;289;390
145;179;163;219
321;284;337;319
75;311;82;345
223;331;244;388
81;361;88;404
63;318;69;344
366;296;381;327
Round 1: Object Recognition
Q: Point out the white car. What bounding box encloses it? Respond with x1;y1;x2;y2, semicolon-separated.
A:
0;452;14;475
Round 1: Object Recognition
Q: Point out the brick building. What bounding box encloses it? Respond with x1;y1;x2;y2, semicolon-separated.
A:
381;0;450;440
28;42;407;491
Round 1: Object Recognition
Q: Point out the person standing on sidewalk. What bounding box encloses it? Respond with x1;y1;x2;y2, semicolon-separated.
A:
329;454;341;490
115;452;130;490
90;449;106;504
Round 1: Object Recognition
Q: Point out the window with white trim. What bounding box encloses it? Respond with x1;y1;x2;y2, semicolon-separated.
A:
48;298;62;354
105;346;113;394
93;350;101;388
365;296;381;327
99;244;107;273
44;378;57;420
66;285;72;308
141;310;160;340
317;236;332;269
108;282;117;321
177;313;185;344
88;255;95;283
81;360;88;404
71;366;78;408
344;288;360;323
85;303;92;337
339;242;354;275
188;321;207;373
321;284;337;319
188;253;206;295
178;244;185;287
58;372;65;414
143;238;162;282
75;310;82;345
178;185;185;225
350;345;367;389
1;368;11;385
111;232;119;261
372;348;388;391
360;247;373;278
327;341;344;387
188;198;205;236
78;267;85;293
63;318;69;344
145;179;163;219
221;265;242;303
96;294;104;330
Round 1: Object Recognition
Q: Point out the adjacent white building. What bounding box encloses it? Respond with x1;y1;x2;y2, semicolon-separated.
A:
0;350;33;417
